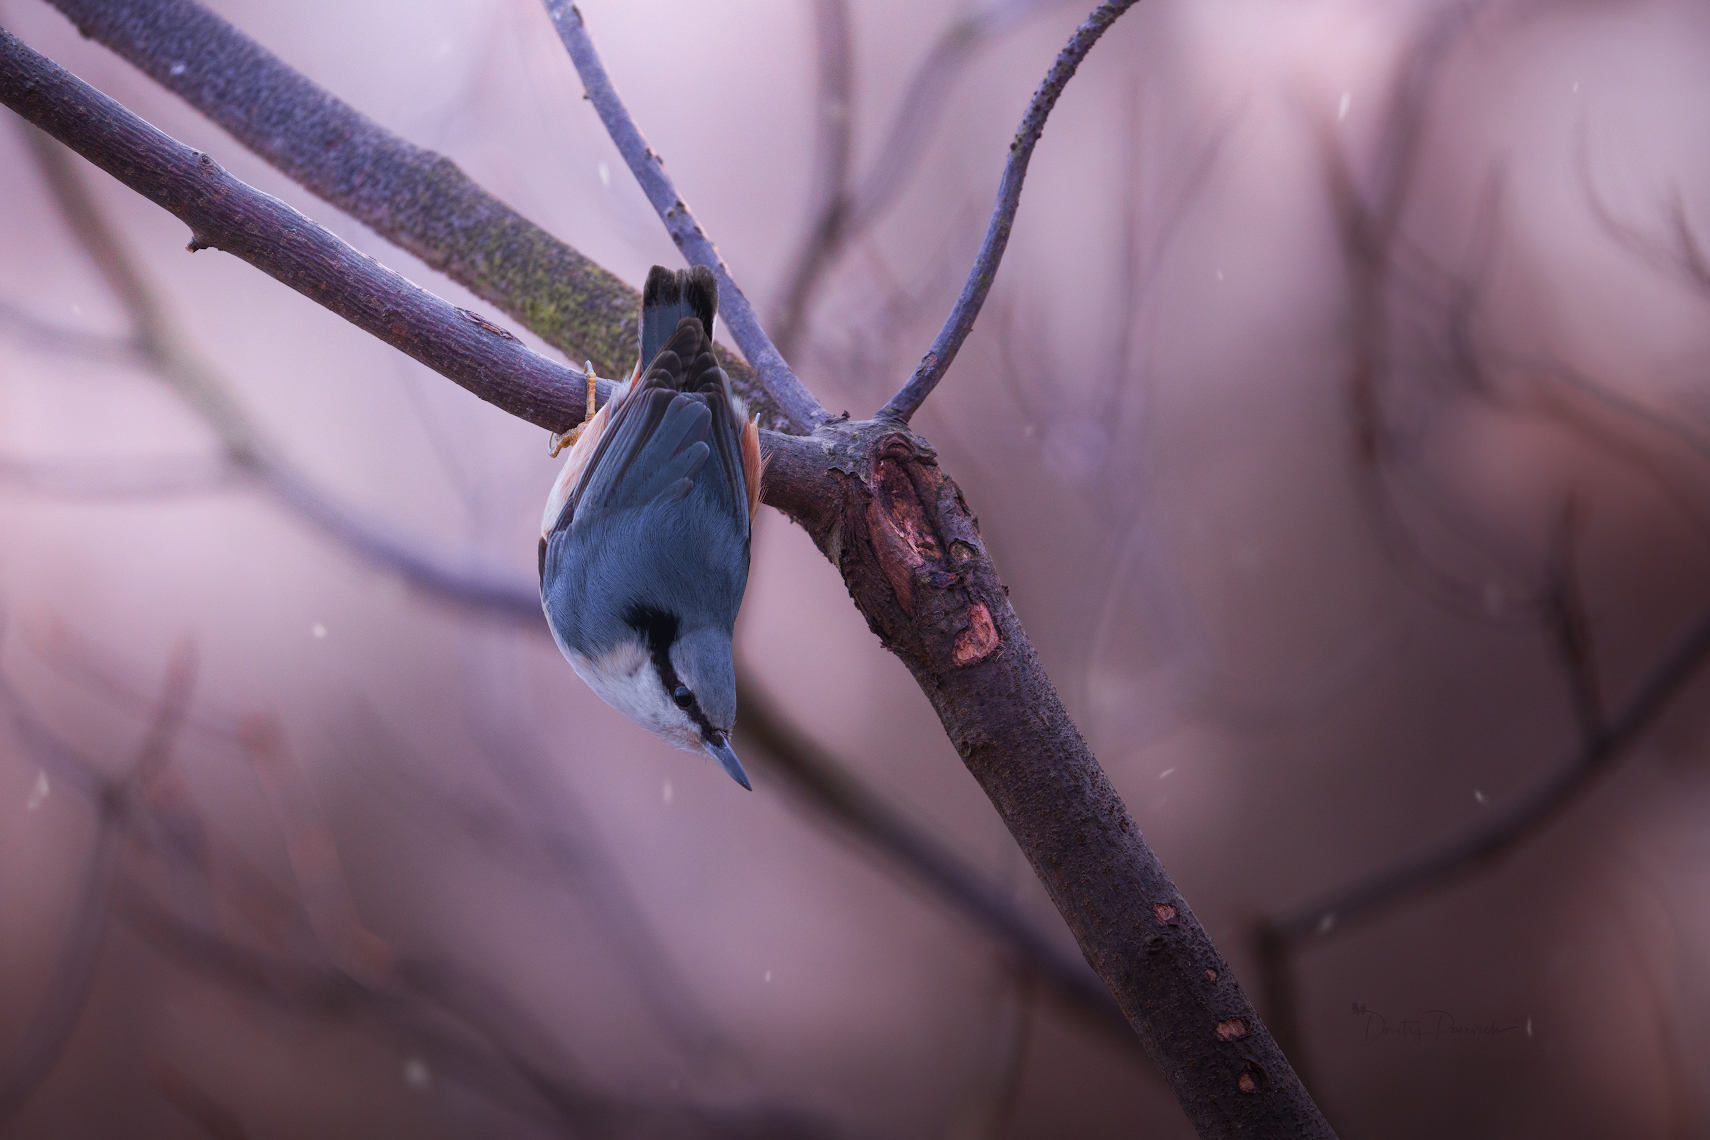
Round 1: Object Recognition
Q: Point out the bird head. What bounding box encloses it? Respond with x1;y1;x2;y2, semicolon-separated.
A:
558;606;751;791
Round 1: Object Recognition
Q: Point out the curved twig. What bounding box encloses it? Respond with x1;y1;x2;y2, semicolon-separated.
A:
0;644;195;1126
1266;602;1710;946
772;0;1071;361
876;0;1143;424
541;0;830;432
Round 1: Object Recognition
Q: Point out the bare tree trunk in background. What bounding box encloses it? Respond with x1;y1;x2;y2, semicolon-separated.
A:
0;2;1336;1133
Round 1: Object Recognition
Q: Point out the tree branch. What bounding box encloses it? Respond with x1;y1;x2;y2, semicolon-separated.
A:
540;0;830;432
770;0;855;362
40;0;640;381
732;668;1137;1047
1265;602;1710;947
0;642;195;1126
876;0;1142;424
0;27;607;434
771;0;1071;361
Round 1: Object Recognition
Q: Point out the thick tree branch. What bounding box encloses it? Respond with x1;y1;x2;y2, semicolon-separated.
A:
769;422;1332;1136
0;27;608;434
41;0;641;381
541;0;830;432
877;0;1141;424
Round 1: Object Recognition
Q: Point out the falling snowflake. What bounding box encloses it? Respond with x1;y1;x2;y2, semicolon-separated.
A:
26;771;50;813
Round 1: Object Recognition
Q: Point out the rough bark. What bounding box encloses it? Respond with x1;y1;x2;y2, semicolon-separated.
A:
768;423;1329;1136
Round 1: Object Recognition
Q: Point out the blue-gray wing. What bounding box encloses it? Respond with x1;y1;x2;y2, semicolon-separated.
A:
550;316;749;536
541;316;752;656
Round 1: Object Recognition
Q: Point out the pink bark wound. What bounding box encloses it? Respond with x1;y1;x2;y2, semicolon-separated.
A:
864;437;1002;667
953;602;1000;666
865;444;942;615
1216;1018;1249;1041
1153;903;1178;924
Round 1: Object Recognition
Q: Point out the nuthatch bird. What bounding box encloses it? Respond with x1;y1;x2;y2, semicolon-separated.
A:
539;266;764;790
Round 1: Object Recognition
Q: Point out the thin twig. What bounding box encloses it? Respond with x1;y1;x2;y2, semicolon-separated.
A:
772;0;1070;361
877;0;1143;424
733;667;1138;1050
0;644;196;1125
1541;497;1605;744
1267;602;1710;945
0;302;138;362
770;0;855;362
540;0;830;431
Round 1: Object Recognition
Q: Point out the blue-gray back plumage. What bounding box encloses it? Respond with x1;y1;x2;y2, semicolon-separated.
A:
540;273;750;735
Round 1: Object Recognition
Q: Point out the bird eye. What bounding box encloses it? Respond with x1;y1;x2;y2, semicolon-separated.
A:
672;685;693;708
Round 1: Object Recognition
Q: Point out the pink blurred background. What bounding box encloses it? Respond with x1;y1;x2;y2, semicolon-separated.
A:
4;0;1710;1136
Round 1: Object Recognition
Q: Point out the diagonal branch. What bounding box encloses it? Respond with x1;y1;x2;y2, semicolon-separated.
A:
0;26;606;435
877;0;1142;424
1264;602;1710;948
732;669;1136;1047
540;0;830;431
40;0;641;381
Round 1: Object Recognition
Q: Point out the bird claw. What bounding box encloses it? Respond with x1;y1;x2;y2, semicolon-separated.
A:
548;362;602;457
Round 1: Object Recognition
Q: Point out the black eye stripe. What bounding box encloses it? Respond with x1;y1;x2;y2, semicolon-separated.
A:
625;604;715;735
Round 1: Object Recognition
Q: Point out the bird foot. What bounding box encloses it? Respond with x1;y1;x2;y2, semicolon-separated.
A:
549;363;601;457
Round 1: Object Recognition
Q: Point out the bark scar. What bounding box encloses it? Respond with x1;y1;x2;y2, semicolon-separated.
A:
866;442;942;613
456;307;519;341
953;602;1000;666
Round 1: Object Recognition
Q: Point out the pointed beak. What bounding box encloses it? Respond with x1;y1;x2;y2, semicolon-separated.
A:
702;733;752;791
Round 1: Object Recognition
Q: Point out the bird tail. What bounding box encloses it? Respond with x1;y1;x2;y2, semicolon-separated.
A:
641;265;717;373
